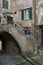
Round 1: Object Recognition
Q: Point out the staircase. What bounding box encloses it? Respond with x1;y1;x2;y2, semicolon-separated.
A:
0;23;42;65
0;23;39;53
7;24;27;52
7;22;38;53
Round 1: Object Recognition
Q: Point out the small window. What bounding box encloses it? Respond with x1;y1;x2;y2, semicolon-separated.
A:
24;9;29;20
7;16;14;24
24;29;30;35
6;0;8;9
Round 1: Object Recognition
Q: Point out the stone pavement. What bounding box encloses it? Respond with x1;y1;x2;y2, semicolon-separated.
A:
0;50;43;65
0;54;24;65
32;48;43;65
0;54;16;65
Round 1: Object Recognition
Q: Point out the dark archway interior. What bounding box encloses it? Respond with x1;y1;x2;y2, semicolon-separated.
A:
0;31;21;55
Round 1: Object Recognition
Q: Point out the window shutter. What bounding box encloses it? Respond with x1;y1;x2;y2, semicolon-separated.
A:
6;1;8;9
29;7;32;19
3;0;6;8
21;10;24;20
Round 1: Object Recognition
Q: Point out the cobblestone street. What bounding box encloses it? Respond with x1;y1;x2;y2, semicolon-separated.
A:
0;54;24;65
0;54;17;65
0;48;43;65
32;48;43;65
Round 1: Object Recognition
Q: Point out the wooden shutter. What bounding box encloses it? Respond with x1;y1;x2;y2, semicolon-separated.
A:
21;10;24;20
6;1;8;9
29;7;32;19
3;0;6;8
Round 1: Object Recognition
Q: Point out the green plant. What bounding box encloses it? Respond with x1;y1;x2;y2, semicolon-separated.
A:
26;51;35;58
13;56;24;62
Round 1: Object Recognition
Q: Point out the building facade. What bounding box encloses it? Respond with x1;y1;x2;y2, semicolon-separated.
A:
0;0;42;54
35;0;43;47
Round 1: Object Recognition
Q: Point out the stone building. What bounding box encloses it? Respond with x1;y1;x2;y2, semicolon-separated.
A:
32;0;43;48
36;0;43;46
0;0;41;55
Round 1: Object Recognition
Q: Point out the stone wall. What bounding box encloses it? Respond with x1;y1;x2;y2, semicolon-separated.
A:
6;40;21;55
13;0;32;27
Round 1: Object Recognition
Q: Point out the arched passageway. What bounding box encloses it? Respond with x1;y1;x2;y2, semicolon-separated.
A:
0;31;21;55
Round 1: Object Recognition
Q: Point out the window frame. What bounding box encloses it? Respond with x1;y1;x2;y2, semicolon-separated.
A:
7;16;14;24
21;7;32;20
24;28;30;35
24;9;29;20
2;0;10;9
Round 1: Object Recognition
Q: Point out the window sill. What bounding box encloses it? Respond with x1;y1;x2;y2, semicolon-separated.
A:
22;19;32;21
25;35;31;38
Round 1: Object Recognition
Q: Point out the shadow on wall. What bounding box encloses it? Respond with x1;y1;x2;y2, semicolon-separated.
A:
0;31;21;55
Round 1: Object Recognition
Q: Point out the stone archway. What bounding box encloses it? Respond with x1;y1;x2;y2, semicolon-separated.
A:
0;31;21;55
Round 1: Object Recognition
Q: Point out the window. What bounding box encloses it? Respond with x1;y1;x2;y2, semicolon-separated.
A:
24;29;30;35
24;9;29;20
21;7;32;20
2;0;8;9
7;16;14;24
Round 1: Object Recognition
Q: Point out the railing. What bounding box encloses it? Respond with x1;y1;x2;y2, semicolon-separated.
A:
8;22;37;44
8;23;39;55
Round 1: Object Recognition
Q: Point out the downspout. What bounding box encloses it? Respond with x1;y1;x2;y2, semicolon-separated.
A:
32;0;38;54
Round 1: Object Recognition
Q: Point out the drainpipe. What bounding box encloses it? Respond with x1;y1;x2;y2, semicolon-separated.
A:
32;0;38;54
